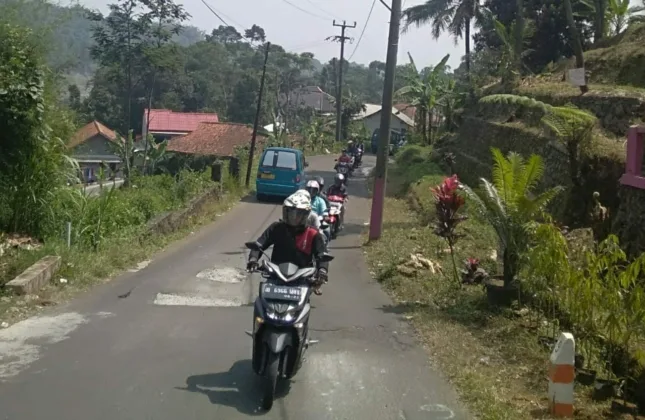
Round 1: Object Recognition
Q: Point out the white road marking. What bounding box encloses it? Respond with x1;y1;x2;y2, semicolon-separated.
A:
0;312;88;380
420;404;455;419
153;293;243;307
196;266;245;283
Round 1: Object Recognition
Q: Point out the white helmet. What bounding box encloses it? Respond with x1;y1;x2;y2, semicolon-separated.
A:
305;179;320;197
283;190;312;228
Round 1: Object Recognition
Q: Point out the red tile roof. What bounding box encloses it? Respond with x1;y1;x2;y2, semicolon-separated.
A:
144;109;219;133
68;120;118;148
166;122;266;157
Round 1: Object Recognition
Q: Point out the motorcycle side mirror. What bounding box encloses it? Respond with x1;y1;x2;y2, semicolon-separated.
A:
320;253;334;263
245;241;262;251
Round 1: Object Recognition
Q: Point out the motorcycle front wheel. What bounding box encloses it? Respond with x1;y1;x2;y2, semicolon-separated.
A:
262;351;280;410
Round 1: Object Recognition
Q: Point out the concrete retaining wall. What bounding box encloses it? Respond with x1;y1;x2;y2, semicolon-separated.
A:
5;256;62;295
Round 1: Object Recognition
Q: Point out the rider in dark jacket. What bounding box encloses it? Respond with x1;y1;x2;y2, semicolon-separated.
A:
247;190;329;291
327;173;348;197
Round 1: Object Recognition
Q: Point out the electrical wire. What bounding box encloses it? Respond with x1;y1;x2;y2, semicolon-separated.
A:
303;0;340;20
200;0;261;46
348;0;376;61
279;0;330;20
199;0;231;27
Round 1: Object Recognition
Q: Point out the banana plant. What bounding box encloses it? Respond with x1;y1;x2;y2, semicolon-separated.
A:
395;53;450;144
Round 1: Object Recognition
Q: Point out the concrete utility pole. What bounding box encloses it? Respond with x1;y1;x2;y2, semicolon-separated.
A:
245;42;271;188
331;20;356;142
368;0;401;241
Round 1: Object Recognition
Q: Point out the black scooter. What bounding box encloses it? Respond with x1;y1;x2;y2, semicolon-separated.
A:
244;241;334;411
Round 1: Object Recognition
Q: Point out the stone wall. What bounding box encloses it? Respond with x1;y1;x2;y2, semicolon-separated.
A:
446;117;624;225
516;85;645;136
144;185;223;236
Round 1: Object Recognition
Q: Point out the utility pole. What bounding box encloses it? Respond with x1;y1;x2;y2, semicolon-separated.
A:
245;42;271;188
368;0;401;241
331;20;356;142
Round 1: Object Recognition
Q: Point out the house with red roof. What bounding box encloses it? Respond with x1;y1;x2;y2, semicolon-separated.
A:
142;109;220;142
166;122;267;158
68;120;121;183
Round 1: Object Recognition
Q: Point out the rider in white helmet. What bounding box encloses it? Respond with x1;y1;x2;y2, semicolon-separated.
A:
247;189;329;289
306;179;331;244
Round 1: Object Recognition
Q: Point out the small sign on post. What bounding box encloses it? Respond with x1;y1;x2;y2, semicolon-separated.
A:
567;68;586;87
548;332;575;417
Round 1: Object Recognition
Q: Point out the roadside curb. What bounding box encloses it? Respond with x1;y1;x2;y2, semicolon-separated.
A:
5;256;62;295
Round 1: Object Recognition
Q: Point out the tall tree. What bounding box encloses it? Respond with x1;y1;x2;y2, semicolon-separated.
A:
245;24;266;42
89;0;151;133
402;0;480;74
207;25;242;44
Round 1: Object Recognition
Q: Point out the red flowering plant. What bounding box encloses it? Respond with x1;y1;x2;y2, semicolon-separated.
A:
461;257;489;285
431;175;468;285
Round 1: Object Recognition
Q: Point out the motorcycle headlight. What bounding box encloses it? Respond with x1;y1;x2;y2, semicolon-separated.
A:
266;302;298;321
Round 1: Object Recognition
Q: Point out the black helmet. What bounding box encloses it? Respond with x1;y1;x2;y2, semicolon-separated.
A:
316;176;325;189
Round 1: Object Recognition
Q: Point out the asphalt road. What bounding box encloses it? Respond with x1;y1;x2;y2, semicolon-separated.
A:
0;155;468;420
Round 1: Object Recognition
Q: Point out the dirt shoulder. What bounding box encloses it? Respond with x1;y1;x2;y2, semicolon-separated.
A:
362;154;627;419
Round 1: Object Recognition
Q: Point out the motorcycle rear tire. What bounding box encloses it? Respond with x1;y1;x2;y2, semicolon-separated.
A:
262;351;280;411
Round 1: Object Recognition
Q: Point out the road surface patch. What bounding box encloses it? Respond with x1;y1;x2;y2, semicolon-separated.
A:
195;266;245;283
153;293;243;307
0;312;88;379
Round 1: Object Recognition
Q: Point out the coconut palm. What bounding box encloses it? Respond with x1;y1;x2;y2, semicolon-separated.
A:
402;0;480;73
461;149;563;287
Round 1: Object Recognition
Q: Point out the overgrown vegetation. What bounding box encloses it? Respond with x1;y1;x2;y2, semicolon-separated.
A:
366;145;645;418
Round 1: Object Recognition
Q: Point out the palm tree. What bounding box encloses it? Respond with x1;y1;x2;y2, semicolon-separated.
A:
461;149;563;288
563;0;588;93
395;54;450;144
402;0;479;74
490;17;535;84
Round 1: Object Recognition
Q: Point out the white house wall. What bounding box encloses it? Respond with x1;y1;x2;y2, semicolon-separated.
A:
361;112;411;135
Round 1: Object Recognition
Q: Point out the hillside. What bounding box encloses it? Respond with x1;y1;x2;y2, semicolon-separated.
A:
0;0;205;78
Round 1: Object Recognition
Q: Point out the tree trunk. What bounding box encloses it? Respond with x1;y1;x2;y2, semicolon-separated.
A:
503;248;518;288
563;0;589;93
464;18;471;74
514;0;525;73
593;0;606;41
421;107;428;144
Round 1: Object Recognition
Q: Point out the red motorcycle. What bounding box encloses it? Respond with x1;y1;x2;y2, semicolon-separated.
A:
324;194;346;239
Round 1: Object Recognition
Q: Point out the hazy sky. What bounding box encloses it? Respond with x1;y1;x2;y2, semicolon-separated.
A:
76;0;465;69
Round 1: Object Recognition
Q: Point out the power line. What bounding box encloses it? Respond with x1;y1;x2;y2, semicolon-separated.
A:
199;0;231;27
200;0;261;46
279;0;330;20
348;0;376;61
303;0;339;20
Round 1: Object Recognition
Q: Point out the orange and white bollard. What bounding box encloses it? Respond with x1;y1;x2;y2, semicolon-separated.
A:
548;332;575;417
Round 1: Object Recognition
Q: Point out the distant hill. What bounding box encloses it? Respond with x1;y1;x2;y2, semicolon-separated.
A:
0;0;204;78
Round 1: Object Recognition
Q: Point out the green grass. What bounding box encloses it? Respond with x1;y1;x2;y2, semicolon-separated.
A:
362;147;614;419
0;170;250;324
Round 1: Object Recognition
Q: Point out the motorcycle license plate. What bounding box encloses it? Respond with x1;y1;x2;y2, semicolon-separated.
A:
262;284;302;302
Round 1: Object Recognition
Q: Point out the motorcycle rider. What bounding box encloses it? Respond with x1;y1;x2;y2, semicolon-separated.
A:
326;173;348;229
316;176;331;208
305;180;331;244
246;190;328;294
